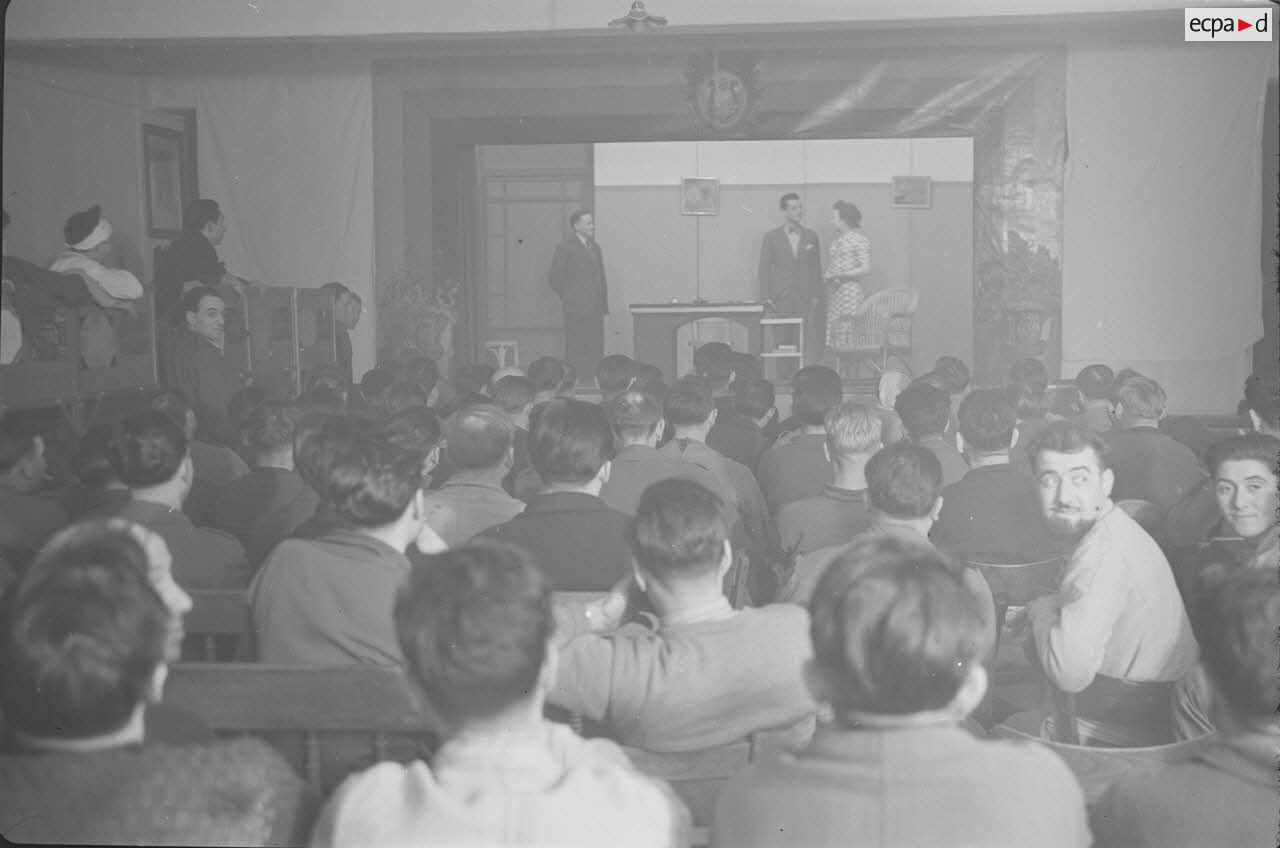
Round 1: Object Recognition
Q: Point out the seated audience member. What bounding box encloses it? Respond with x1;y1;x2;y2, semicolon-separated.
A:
251;432;430;665
551;479;817;751
165;286;247;446
479;399;631;591
149;389;248;524
491;374;539;498
895;380;968;486
1006;357;1057;478
69;421;132;518
527;355;568;406
714;534;1090;848
1092;568;1280;847
693;342;737;415
776;402;879;557
285;413;378;541
0;522;309;846
225;384;270;456
48;205;144;311
1023;422;1197;746
596;353;635;404
319;282;362;385
0;416;69;566
1071;364;1115;433
629;359;665;395
931;390;1062;563
210;401;316;565
359;365;396;412
1163;373;1280;548
305;365;353;413
379;381;431;418
312;541;687;848
402;356;440;403
420;404;524;546
600;388;727;516
1101;374;1205;514
691;340;732;377
447;363;496;412
757;365;842;511
708;376;776;471
108;409;248;589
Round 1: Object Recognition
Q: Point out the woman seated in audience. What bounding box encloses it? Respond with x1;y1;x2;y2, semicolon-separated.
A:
0;520;311;845
714;533;1090;847
311;541;687;847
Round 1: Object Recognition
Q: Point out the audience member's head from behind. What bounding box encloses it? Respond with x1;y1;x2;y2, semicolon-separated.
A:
243;401;302;469
109;409;192;506
178;285;226;349
527;398;613;493
527;356;567;402
0;521;172;746
1113;375;1167;428
1242;373;1280;436
394;540;554;732
403;356;441;403
0;415;48;493
492;375;535;429
865;441;944;528
627;478;731;608
1204;433;1280;542
1027;421;1114;540
957;389;1017;460
607;389;665;448
381;406;444;483
292;413;377;504
360;366;396;411
733;377;776;425
1076;364;1115;404
793;365;843;428
693;343;736;393
71;423;124;493
932;356;971;396
226;385;270;445
808;534;991;722
664;375;716;436
894;381;951;442
444;404;515;478
325;434;425;538
823;402;883;473
149;388;198;442
596;354;635;399
380;381;431;418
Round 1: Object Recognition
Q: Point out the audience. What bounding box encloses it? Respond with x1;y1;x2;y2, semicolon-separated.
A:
68;421;132;518
421;404;524;546
1071;363;1115;433
107;408;249;588
707;375;776;470
1022;422;1197;746
150;387;249;524
0;415;68;566
1102;374;1205;515
527;355;569;406
165;285;245;446
1092;567;1280;847
551;479;816;751
479;398;632;591
693;341;738;415
251;431;427;665
775;401;879;557
312;541;688;847
596;353;635;403
757;364;841;511
714;533;1090;848
490;373;539;498
895;379;968;486
0;521;310;845
1005;356;1057;478
931;389;1062;563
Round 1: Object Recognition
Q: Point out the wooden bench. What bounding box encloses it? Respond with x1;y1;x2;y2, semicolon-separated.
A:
164;662;437;793
182;588;252;661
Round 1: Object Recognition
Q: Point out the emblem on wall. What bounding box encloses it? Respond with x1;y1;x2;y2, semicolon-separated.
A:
686;54;760;135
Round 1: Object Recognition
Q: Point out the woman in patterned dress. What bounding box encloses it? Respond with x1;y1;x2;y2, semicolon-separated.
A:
823;201;872;353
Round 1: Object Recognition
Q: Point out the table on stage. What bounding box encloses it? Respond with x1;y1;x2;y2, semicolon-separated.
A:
629;302;765;381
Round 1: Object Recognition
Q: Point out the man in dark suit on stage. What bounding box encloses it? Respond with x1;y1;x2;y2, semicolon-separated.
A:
549;209;607;384
758;193;823;362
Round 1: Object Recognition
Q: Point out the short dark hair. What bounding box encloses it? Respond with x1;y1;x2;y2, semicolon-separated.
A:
1075;364;1115;400
444;404;514;470
178;285;224;319
243;401;302;453
734;377;776;419
932;356;971;394
865;442;943;519
569;208;592;227
1193;567;1280;723
663;375;715;427
607;389;663;442
63;205;103;246
729;352;762;386
832;201;862;229
692;342;733;378
779;192;800;210
809;534;990;716
394;541;552;723
527;356;567;393
1025;420;1111;474
325;435;423;527
957;389;1016;453
596;355;635;395
1204;432;1280;478
1008;357;1049;394
380;406;443;458
71;423;120;489
492;375;535;415
527;398;613;484
0;525;168;738
183;198;222;233
628;478;727;586
793;366;843;426
148;388;196;437
381;382;431;417
894;381;951;440
1243;373;1280;430
293;413;377;491
1005;379;1049;419
227;386;270;440
630;360;663;386
360;366;396;407
110;409;188;487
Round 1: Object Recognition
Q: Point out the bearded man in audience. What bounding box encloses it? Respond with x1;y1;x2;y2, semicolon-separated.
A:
714;533;1090;848
1023;422;1197;746
166;285;246;446
551;478;817;753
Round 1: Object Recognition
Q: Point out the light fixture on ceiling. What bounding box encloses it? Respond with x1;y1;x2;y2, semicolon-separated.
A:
609;1;668;32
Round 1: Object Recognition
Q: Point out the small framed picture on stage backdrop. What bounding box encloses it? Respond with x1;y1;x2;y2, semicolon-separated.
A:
681;178;719;215
143;124;188;237
891;176;932;209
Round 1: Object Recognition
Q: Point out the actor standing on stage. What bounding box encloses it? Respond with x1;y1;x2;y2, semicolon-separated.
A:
758;193;824;362
823;200;872;357
549;209;608;384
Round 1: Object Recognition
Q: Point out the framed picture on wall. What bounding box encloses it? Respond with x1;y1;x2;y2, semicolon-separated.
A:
891;175;932;209
680;178;719;215
143;124;188;237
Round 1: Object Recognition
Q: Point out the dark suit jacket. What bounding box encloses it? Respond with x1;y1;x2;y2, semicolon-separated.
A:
548;234;607;316
757;225;822;317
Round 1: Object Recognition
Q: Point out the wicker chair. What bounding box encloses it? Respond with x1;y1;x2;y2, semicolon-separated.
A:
830;287;919;378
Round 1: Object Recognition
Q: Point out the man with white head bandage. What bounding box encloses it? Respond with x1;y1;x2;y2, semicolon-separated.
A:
48;205;144;310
